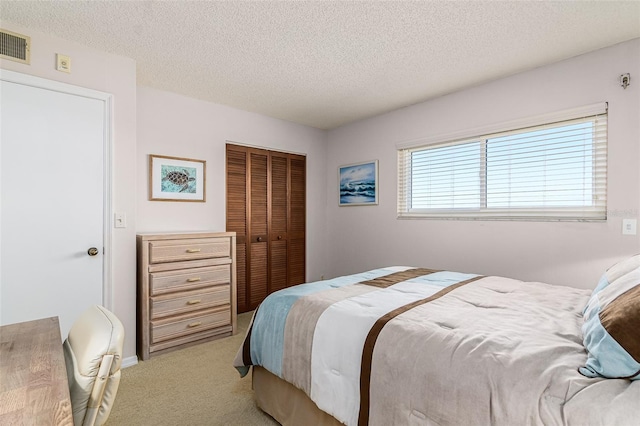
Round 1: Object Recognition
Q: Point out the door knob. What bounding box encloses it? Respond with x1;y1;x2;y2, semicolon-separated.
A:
277;235;282;240
87;247;99;256
257;237;263;242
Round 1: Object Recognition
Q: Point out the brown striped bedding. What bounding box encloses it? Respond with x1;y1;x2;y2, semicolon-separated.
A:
234;267;640;425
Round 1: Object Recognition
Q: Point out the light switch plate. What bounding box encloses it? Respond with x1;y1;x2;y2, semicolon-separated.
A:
114;212;127;228
622;218;637;235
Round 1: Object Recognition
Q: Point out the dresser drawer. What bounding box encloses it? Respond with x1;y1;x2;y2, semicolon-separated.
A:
149;238;230;264
150;285;230;319
150;265;230;295
151;307;231;344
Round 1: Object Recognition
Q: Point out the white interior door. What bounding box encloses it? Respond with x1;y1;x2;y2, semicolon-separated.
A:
0;71;109;338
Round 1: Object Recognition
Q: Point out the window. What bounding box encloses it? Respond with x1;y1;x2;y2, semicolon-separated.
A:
397;104;607;220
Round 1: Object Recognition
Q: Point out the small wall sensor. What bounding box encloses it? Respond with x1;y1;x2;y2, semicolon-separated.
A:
620;73;630;89
56;53;71;73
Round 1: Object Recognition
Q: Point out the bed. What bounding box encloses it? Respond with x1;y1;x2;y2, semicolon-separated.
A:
234;259;640;425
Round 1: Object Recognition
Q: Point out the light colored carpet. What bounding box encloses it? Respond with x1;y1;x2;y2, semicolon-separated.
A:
107;312;278;425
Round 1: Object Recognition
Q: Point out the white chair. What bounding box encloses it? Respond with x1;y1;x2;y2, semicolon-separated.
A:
63;305;125;426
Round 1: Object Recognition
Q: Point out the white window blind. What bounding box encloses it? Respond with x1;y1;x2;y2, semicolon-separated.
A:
398;104;608;221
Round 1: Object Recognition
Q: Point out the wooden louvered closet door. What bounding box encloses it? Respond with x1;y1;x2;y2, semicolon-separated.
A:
249;150;269;309
226;148;248;312
269;153;289;293
226;144;306;313
288;156;306;286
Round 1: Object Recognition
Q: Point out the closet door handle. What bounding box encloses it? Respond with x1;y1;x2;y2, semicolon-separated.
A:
277;235;282;240
257;237;263;242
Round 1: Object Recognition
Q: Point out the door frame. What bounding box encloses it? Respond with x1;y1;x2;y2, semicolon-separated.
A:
0;69;114;309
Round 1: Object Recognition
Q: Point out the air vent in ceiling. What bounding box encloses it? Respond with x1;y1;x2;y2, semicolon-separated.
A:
0;29;30;64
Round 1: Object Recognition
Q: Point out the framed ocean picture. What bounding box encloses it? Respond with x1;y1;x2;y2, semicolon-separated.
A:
149;154;206;202
339;160;378;206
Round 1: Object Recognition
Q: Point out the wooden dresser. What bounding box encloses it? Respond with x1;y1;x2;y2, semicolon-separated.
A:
137;231;237;360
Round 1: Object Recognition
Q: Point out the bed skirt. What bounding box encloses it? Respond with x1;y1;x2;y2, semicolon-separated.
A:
252;366;343;426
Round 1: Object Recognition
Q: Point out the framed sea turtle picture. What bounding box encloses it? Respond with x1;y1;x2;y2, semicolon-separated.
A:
149;154;206;202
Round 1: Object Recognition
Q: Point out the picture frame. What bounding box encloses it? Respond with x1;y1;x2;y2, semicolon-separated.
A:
339;160;378;206
149;154;206;202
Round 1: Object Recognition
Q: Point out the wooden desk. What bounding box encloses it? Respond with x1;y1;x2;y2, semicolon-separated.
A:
0;317;73;425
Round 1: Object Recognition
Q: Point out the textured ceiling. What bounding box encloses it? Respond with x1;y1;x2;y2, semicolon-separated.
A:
1;1;639;130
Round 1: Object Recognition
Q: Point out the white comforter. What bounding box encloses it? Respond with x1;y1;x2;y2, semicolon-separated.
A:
236;267;640;425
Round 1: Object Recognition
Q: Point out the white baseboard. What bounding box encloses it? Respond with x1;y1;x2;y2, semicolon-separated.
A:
121;355;139;369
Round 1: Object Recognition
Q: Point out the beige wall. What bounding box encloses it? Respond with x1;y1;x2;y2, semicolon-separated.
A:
326;38;640;289
135;86;328;283
0;22;138;359
0;21;329;363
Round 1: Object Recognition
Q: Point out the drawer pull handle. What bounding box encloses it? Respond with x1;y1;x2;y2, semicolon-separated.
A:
187;277;201;282
187;299;201;305
186;249;201;253
188;322;202;328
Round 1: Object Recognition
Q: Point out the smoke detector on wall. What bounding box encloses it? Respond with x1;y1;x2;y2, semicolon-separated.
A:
0;28;30;65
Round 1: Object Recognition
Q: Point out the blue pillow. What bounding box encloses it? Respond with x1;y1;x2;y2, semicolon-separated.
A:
581;254;640;380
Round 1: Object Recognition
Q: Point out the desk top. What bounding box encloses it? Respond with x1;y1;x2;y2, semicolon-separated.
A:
0;316;73;425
